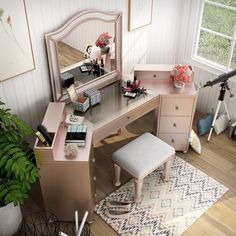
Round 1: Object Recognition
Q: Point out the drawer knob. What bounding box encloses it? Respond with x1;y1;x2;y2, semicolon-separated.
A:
127;116;130;120
93;176;96;181
153;74;157;78
92;158;95;163
171;139;175;143
175;106;179;110
173;123;177;127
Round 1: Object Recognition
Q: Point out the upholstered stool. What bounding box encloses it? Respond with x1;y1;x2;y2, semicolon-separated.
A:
112;132;175;203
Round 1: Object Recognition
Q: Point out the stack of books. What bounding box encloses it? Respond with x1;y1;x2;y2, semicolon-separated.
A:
66;124;87;147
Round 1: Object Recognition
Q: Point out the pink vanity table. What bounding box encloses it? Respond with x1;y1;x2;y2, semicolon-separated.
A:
34;65;197;222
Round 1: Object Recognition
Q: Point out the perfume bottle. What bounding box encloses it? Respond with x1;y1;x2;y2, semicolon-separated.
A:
132;76;140;88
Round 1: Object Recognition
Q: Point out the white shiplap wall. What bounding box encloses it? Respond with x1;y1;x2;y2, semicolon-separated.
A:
147;0;236;120
175;0;236;120
0;0;153;131
147;0;182;64
3;0;232;135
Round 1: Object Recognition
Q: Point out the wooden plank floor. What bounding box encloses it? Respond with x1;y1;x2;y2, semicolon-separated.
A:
57;41;84;70
23;111;236;235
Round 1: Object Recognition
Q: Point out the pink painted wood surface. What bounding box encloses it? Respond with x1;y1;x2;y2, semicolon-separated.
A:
159;116;192;133
158;133;189;151
113;163;121;187
134;179;143;203
160;97;195;116
53;122;93;162
134;64;174;72
42;102;65;132
39;160;94;221
163;155;174;181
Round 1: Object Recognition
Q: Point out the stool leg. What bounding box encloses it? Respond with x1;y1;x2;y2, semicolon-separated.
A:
134;178;143;203
113;163;121;187
163;155;174;181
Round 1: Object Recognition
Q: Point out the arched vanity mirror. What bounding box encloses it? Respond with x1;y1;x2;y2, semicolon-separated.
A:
45;10;122;101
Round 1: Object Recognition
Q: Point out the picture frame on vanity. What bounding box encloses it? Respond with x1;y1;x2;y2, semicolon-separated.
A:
0;0;35;81
128;0;153;31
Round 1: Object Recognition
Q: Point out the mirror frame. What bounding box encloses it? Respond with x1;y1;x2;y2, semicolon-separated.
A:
45;10;122;101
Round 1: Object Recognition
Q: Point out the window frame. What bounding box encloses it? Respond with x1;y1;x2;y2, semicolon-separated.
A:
185;0;236;75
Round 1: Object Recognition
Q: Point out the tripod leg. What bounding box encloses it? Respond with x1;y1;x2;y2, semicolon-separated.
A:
207;101;222;141
223;100;231;122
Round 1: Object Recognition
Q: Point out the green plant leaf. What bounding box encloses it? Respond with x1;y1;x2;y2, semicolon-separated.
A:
0;184;5;193
2;144;16;154
12;152;25;160
0;188;8;199
0;156;8;168
5;159;13;172
0;99;39;206
7;147;22;156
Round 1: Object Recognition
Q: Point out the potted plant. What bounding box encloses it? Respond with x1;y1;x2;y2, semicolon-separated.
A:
0;100;39;235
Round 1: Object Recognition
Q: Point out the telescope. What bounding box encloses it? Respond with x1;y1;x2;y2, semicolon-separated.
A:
199;69;236;141
201;68;236;88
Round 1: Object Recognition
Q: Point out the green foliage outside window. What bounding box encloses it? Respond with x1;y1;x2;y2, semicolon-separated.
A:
198;31;231;66
213;0;236;8
202;3;236;36
197;1;236;69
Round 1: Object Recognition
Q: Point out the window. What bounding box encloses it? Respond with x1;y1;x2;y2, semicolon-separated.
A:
194;0;236;71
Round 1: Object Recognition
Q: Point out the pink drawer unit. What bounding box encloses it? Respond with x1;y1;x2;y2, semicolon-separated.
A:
159;116;192;134
135;71;170;81
158;133;189;151
156;94;197;152
160;97;194;116
134;64;174;82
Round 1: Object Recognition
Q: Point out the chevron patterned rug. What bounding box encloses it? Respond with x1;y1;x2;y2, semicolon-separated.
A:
95;156;228;236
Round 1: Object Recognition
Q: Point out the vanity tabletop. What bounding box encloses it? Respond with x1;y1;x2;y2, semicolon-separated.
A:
66;77;197;132
66;80;157;130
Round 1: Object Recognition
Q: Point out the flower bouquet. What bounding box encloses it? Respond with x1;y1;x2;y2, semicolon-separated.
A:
171;65;193;88
95;32;112;53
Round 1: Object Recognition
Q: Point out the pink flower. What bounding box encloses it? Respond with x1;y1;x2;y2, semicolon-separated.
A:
95;32;112;48
7;15;12;25
171;65;193;84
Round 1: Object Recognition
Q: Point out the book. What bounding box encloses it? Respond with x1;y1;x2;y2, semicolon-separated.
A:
65;140;86;147
66;124;87;146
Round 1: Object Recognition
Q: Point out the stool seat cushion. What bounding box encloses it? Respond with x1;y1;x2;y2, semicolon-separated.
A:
112;132;175;178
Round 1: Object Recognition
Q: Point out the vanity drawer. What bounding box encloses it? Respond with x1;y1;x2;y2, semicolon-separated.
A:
160;97;194;116
159;116;192;134
134;64;173;81
93;97;159;144
158;133;189;151
135;71;171;81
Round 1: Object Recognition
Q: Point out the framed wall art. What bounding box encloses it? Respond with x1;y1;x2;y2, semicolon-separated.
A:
128;0;153;31
0;0;35;81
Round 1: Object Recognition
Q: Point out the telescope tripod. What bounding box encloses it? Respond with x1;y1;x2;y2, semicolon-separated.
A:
207;81;233;141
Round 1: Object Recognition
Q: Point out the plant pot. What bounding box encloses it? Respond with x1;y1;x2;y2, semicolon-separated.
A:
0;203;22;236
174;80;185;89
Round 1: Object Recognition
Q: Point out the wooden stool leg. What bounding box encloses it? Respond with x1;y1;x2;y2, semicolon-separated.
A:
113;163;121;186
134;178;143;203
163;155;174;181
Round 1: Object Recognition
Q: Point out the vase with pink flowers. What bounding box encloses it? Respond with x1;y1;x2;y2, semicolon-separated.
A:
171;65;193;89
95;32;112;54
